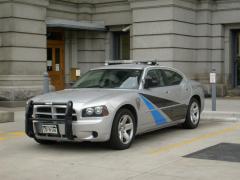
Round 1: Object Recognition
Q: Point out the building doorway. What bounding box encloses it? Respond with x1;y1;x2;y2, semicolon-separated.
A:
47;29;65;91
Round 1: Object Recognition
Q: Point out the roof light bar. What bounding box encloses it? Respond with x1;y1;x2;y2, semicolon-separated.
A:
105;60;159;66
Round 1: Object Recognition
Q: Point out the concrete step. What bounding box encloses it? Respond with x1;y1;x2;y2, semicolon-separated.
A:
202;111;240;122
227;88;240;96
0;111;14;123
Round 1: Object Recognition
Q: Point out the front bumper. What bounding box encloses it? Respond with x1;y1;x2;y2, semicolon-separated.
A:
25;101;112;142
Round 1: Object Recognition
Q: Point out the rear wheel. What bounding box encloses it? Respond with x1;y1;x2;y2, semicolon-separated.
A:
183;98;200;129
109;109;136;150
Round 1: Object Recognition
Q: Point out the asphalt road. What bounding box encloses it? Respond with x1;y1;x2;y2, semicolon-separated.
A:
1;111;240;180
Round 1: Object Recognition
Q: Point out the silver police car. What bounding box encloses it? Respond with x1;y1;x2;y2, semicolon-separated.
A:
25;62;204;150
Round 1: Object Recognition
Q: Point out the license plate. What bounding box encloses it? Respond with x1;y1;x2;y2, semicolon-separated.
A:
41;124;58;134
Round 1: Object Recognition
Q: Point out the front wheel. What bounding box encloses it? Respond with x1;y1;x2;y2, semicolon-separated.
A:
183;98;201;129
109;109;136;150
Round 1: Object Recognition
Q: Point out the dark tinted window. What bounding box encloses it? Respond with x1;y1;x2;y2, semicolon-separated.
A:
146;69;164;88
162;70;183;86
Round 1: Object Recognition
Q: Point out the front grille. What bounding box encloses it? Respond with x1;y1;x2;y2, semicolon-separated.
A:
37;107;51;113
36;114;52;119
56;107;66;114
35;105;77;121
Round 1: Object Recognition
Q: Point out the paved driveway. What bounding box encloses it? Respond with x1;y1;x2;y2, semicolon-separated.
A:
1;111;240;180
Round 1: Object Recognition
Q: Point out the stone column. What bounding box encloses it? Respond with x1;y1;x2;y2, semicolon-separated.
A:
105;31;113;61
130;0;175;66
0;0;49;106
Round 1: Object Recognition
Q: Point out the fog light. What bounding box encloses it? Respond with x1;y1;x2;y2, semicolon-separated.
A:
92;131;98;138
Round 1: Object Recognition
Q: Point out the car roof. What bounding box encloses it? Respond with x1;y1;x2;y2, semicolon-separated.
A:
92;64;148;70
91;63;186;78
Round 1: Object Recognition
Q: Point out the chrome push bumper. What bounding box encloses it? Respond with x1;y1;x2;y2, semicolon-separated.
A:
26;101;112;142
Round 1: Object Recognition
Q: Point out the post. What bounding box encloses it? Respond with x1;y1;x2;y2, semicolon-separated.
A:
210;69;217;111
43;72;49;94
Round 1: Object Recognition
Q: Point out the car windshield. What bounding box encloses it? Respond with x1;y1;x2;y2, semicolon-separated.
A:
73;69;143;89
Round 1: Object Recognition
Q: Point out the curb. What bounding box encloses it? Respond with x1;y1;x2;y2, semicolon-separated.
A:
0;111;14;123
201;111;240;122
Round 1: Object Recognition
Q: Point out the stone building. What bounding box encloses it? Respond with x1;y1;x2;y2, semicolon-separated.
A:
0;0;240;106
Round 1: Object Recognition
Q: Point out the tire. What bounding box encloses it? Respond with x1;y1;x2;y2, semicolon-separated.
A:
183;98;201;129
109;109;136;150
34;137;57;145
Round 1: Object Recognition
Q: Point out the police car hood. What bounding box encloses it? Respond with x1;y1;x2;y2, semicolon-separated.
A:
31;88;136;104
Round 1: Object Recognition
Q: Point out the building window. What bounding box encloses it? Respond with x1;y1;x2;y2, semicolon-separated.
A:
113;32;130;60
236;32;240;86
232;30;240;87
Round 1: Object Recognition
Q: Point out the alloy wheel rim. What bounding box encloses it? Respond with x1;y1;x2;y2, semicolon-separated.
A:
118;114;134;145
190;102;200;125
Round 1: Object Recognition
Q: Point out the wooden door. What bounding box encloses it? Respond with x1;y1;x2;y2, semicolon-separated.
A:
47;40;65;91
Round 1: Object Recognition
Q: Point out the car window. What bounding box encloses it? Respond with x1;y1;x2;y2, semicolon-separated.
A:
155;69;165;87
146;69;164;88
162;69;183;86
73;69;143;89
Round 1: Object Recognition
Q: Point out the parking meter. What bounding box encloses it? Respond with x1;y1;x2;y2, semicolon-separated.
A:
210;69;216;111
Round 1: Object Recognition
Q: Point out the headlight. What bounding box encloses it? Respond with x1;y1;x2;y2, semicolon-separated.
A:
86;107;94;116
82;105;109;117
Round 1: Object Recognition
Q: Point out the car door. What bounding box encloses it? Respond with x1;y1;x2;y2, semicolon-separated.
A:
139;68;189;132
160;68;189;121
139;68;165;132
139;68;174;131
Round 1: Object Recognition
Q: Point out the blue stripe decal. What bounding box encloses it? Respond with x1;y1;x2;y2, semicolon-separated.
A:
140;95;166;125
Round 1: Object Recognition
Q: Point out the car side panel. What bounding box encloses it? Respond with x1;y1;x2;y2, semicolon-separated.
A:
107;92;152;135
138;89;188;131
136;67;190;133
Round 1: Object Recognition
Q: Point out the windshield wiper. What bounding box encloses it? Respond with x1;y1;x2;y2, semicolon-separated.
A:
84;85;103;88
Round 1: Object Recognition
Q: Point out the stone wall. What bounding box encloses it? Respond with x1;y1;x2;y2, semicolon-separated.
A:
77;31;106;74
0;0;48;104
64;30;106;86
44;0;240;96
1;0;240;104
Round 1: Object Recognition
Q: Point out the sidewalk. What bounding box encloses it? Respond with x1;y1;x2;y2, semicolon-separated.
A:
202;98;240;121
204;97;240;112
